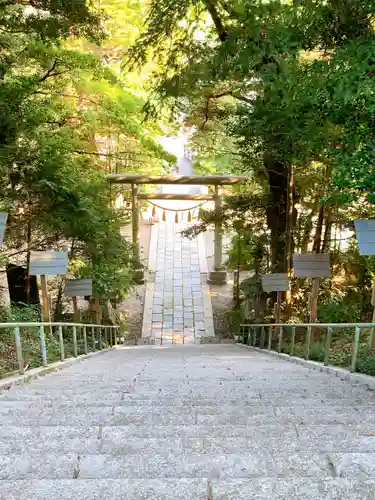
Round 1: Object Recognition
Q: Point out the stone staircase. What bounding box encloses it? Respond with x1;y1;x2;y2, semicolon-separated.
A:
1;345;375;499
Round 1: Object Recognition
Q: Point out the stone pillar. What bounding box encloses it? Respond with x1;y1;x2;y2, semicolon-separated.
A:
208;185;227;285
131;183;144;283
214;185;223;271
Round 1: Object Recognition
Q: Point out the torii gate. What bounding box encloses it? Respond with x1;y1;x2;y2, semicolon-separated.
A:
107;174;247;284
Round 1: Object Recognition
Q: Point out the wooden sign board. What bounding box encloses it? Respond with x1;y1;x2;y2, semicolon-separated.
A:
65;279;92;297
354;219;375;256
29;251;68;276
293;253;331;278
0;212;8;247
262;273;289;293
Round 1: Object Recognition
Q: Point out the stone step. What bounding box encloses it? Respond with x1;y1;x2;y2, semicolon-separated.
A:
17;383;344;391
4;386;346;399
1;397;372;407
0;403;373;426
2;421;374;440
1;426;375;455
2;478;375;500
1;451;375;480
1;345;375;498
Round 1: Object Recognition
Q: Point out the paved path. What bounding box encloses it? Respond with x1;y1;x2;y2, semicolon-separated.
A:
1;345;375;499
142;143;215;344
151;222;212;344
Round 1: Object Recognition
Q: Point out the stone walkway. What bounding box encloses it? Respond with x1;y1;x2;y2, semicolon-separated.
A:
1;345;375;499
147;222;214;344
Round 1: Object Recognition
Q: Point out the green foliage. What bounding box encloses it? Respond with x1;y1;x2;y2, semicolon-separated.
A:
227;233;269;272
356;353;375;377
0;0;173;309
8;305;41;323
77;212;135;302
318;302;362;325
0;305;41;376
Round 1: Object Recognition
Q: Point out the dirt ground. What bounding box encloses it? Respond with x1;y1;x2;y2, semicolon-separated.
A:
117;219;152;342
209;270;251;340
209;279;234;339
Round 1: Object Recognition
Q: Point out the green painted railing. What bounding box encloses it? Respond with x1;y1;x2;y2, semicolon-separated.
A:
237;323;375;373
0;322;120;376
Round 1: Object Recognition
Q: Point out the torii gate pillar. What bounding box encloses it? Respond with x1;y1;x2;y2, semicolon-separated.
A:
208;185;227;285
131;183;144;284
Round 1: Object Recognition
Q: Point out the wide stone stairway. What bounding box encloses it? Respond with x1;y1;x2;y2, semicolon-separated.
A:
1;345;375;499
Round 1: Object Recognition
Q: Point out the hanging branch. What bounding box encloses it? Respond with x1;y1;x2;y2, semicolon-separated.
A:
39;59;57;82
39;60;71;82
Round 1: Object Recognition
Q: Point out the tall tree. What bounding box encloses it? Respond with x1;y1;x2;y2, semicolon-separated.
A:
131;0;375;272
0;0;173;306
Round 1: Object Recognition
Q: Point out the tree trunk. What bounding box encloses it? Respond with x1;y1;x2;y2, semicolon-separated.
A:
312;205;325;254
321;211;332;253
25;217;32;304
265;156;288;272
310;205;326;343
54;239;76;319
285;163;294;272
299;201;320;252
285;163;295;319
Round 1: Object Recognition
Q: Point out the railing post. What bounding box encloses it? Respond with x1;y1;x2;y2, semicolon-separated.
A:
305;326;311;360
92;326;96;351
351;327;360;373
83;326;88;354
260;326;265;349
104;327;108;346
324;327;332;366
98;327;102;350
39;324;47;366
72;326;78;357
114;327;118;346
291;327;296;356
14;326;24;375
267;326;272;350
253;327;257;347
58;325;64;361
278;324;283;353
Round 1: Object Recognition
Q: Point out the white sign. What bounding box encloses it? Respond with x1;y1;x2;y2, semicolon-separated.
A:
0;212;8;246
354;219;375;256
65;279;93;297
293;253;331;278
262;273;289;293
29;251;68;276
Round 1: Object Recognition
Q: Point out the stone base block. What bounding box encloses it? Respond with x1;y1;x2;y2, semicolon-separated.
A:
133;269;145;284
138;337;155;345
218;338;236;344
200;336;219;344
207;270;227;285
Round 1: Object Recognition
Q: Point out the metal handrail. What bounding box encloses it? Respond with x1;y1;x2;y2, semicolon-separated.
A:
0;322;117;328
240;323;375;328
0;322;120;376
238;322;375;374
